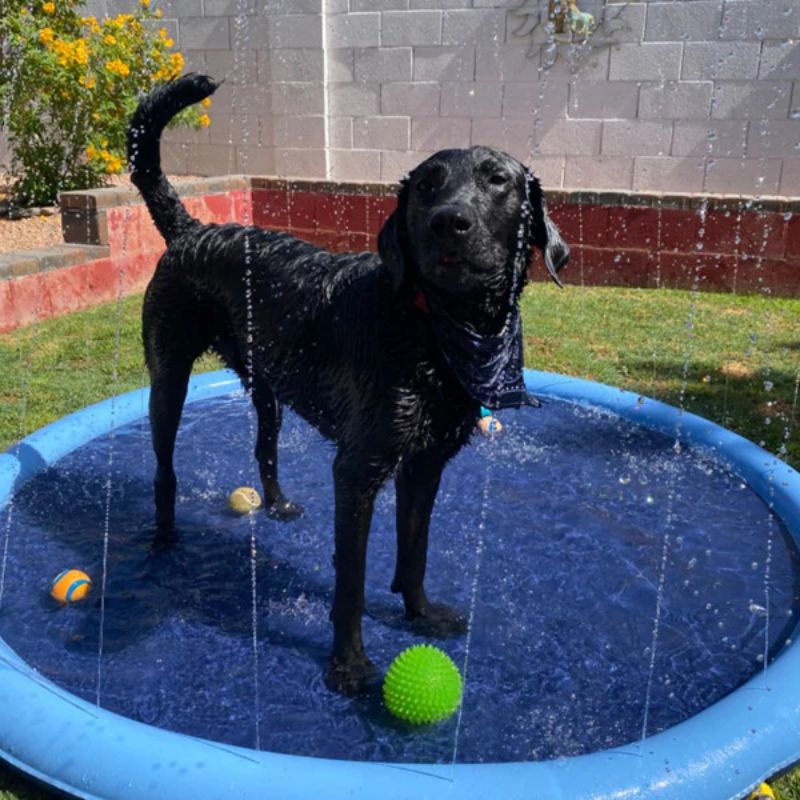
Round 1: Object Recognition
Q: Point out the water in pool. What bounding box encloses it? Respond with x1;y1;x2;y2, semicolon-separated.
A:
1;390;798;763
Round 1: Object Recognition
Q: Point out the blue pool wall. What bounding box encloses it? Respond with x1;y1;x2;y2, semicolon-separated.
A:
0;369;799;800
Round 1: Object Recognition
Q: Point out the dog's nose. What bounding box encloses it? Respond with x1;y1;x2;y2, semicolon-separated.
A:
430;207;473;238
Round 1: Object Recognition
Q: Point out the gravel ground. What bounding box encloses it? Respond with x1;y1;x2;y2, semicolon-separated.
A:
0;213;62;255
0;173;201;256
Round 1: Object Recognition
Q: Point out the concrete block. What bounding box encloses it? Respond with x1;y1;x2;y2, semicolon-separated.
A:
382;82;441;115
472;118;534;161
354;117;411;150
236;146;276;175
705;157;782;196
411;0;463;7
672;120;748;158
274;148;327;179
539;45;610;82
443;9;506;45
329;83;381;116
351;0;408;9
633;156;706;193
381;150;435;181
268;14;322;49
329;150;383;182
326;12;380;49
355;47;412;83
208;114;261;147
609;43;682;81
747;120;800;158
503;82;568;122
528;155;565;188
639;81;713;120
441;82;503;118
682;42;762;80
759;42;800;80
780;159;800;195
602;120;673;157
111;0;196;15
536;119;602;156
264;0;320;12
179;17;230;50
564;156;634;190
181;49;207;74
475;45;536;84
712;81;792;119
266;48;324;82
205;49;258;83
414;46;475;82
328;117;354;149
273;116;327;149
645;1;723;42
328;48;355;83
204;0;257;15
270;82;325;115
584;1;645;45
382;10;442;46
570;80;638;120
412;117;472;150
167;143;237;176
720;0;799;41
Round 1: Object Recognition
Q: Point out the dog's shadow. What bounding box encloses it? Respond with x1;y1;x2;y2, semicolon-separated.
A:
8;459;346;667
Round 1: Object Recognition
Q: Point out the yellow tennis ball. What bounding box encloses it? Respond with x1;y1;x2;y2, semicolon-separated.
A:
749;784;775;800
228;486;262;514
50;569;92;604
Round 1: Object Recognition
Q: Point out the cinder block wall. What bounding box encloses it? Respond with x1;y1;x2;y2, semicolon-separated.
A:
87;1;800;196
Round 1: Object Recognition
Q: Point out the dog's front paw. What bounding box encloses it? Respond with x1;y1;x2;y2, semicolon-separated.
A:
407;602;468;638
266;496;304;521
325;652;378;696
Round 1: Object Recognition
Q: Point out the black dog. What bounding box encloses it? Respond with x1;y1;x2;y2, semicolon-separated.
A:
128;74;569;693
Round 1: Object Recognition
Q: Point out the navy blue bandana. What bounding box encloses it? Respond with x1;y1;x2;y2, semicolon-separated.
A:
420;288;527;410
415;179;534;411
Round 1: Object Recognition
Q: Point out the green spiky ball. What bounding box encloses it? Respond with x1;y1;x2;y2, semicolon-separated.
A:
383;644;463;725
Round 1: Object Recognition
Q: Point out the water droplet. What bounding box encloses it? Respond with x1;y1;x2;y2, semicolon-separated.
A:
618;475;631;485
688;557;697;569
763;380;774;391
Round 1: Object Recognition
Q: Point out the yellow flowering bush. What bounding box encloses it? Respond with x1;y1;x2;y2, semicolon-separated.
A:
0;0;211;206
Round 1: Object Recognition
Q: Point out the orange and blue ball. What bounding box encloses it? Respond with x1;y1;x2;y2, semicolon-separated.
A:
50;569;92;604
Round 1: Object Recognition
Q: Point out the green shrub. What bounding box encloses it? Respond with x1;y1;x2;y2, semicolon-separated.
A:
0;0;211;206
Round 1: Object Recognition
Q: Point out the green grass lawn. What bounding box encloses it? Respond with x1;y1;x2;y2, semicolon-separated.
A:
0;284;799;799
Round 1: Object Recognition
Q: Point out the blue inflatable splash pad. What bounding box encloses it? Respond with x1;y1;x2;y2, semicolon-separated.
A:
1;369;799;800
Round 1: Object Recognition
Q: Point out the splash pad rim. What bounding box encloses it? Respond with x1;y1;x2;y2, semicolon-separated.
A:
0;368;798;800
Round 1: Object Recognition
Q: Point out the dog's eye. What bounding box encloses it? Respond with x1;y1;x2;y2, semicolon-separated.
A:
416;179;435;196
489;174;508;187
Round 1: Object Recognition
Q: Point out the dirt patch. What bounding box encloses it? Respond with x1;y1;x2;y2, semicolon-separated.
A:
721;360;755;379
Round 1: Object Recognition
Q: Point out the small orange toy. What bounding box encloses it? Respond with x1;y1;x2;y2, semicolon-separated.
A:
50;569;92;604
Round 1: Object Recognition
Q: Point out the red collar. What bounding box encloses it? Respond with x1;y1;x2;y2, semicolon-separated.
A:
412;290;429;314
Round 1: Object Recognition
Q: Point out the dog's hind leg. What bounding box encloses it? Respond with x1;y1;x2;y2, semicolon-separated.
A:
392;448;467;638
250;378;304;520
148;359;193;531
143;280;213;532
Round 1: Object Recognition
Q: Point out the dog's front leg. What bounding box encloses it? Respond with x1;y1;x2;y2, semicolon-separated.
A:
251;378;304;520
392;450;467;638
326;450;387;695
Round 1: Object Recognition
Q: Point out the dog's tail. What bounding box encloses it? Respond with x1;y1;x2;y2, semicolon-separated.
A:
127;74;220;244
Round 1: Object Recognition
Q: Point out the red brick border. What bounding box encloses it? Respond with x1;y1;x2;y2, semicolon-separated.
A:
1;176;798;334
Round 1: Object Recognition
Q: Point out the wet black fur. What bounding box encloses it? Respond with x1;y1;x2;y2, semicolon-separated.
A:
128;74;569;693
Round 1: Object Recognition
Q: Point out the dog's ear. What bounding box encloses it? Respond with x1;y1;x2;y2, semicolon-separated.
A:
525;170;569;288
378;180;410;292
